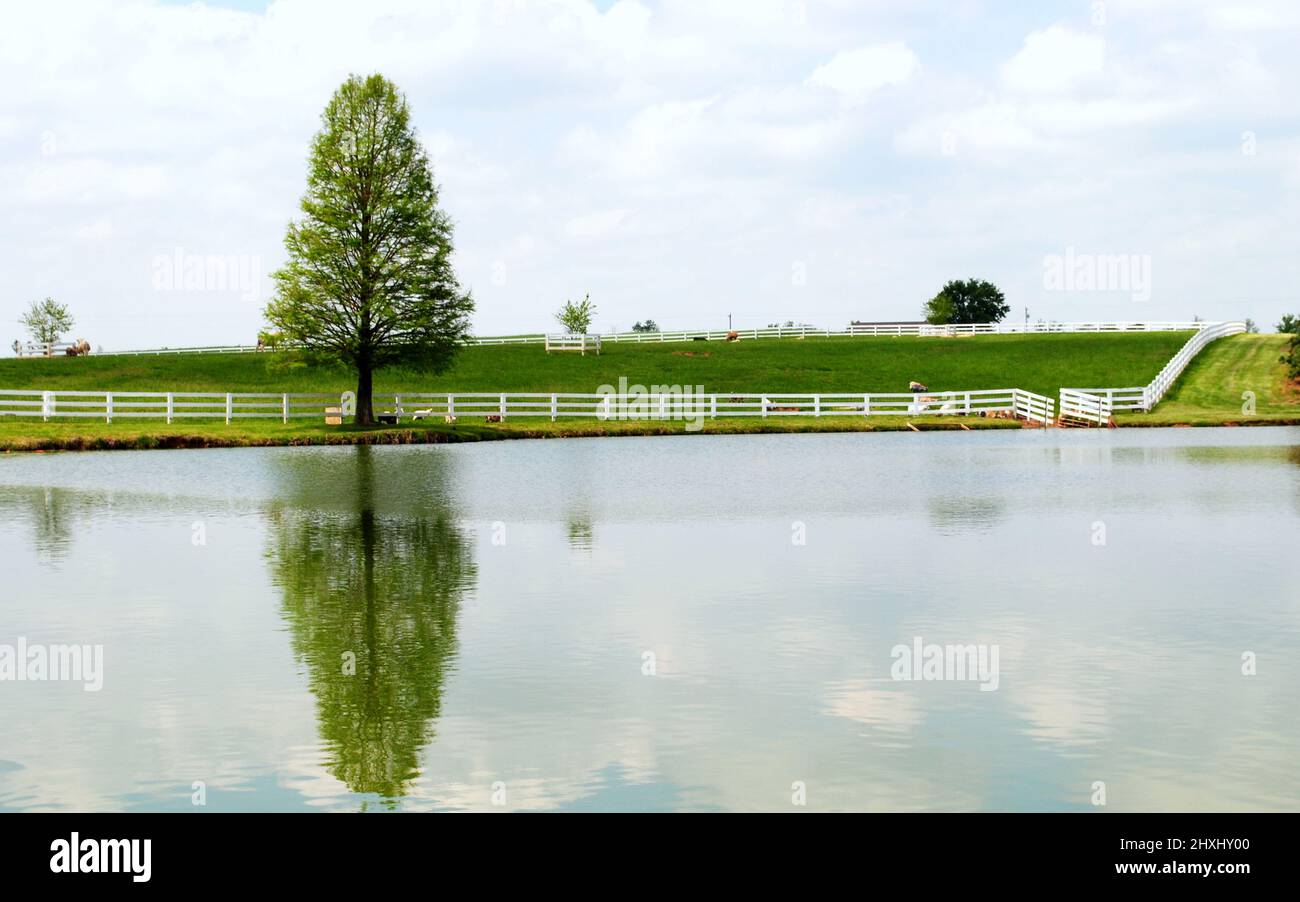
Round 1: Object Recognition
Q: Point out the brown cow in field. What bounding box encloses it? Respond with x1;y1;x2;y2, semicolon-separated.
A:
64;339;91;356
725;331;739;342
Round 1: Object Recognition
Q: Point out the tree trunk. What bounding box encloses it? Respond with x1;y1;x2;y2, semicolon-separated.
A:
356;363;375;426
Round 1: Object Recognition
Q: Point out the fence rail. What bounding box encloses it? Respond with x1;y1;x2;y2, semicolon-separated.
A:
0;387;1056;425
1139;320;1246;410
13;321;1213;358
544;334;601;354
1062;320;1246;413
1059;389;1114;425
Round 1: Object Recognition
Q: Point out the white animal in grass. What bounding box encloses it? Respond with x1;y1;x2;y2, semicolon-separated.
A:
409;409;455;423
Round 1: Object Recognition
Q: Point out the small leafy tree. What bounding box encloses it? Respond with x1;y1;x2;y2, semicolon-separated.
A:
1281;334;1300;380
631;319;659;333
1244;318;1259;333
20;297;74;346
1277;314;1299;335
266;73;474;425
922;292;956;325
924;279;1008;325
555;294;596;334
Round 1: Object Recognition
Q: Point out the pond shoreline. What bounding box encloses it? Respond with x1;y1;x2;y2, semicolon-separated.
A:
0;417;1027;452
3;412;1298;452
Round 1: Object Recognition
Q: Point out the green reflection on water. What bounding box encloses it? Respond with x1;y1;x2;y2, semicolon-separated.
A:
265;446;476;804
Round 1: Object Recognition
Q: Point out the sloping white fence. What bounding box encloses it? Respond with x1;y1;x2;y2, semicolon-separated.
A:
1061;320;1246;413
0;388;1056;425
18;321;1211;358
1138;320;1246;409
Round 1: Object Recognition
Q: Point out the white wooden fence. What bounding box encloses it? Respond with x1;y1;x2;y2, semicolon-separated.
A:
1061;320;1246;414
12;341;79;358
0;390;341;424
0;387;1056;425
845;321;1207;337
544;334;601;354
1058;389;1114;426
19;321;1213;358
1138;320;1246;409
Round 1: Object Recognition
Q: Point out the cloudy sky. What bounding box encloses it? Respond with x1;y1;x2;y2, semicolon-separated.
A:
2;0;1298;350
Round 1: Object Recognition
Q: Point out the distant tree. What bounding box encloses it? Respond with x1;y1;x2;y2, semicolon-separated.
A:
924;279;1008;325
1277;314;1299;334
266;74;474;426
1282;334;1300;380
257;329;286;350
1244;318;1259;333
922;292;956;325
20;297;74;346
555;294;596;334
631;319;659;333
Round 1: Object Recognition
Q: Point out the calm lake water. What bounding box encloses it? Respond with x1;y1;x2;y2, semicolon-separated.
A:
1;428;1298;812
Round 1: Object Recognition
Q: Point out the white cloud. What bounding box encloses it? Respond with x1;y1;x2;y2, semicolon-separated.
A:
1;2;1298;347
1000;26;1106;94
564;208;630;240
806;41;919;102
72;218;114;242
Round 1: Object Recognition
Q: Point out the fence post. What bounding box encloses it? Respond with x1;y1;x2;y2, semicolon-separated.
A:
863;394;870;417
225;393;232;424
602;394;611;421
42;391;51;421
167;392;174;424
500;393;506;421
762;396;769;418
711;394;717;419
106;392;113;424
551;393;557;421
448;394;455;419
659;393;667;419
395;393;402;421
814;394;820;417
282;393;288;424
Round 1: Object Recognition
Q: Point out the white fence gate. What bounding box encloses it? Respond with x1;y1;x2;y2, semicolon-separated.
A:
1058;389;1113;426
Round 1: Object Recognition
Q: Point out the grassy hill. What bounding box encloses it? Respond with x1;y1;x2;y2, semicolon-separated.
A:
0;332;1192;400
4;330;1294;451
1115;333;1299;425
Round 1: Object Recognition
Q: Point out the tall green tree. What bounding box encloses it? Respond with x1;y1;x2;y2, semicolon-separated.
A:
267;74;473;425
20;297;74;346
923;279;1009;325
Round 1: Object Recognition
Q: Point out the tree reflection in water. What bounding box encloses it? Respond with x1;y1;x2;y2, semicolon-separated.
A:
265;446;476;804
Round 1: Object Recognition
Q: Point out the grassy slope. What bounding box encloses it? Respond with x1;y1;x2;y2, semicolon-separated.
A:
0;332;1190;400
9;331;1289;451
1115;334;1300;426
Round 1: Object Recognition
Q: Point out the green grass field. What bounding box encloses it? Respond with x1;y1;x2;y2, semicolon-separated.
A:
1115;333;1299;426
0;332;1191;399
3;331;1295;451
